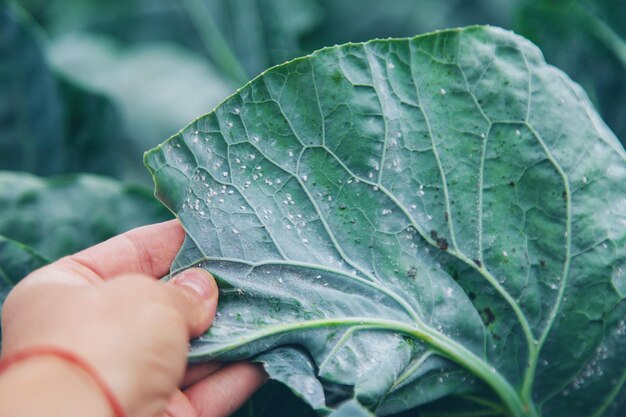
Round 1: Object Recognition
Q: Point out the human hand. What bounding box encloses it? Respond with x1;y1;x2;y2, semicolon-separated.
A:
0;220;266;417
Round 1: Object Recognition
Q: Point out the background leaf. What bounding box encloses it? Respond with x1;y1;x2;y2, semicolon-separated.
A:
0;172;172;259
18;0;322;80
231;381;317;417
146;26;626;416
516;0;626;149
301;0;520;51
0;2;128;177
0;236;48;345
0;2;63;174
47;32;234;182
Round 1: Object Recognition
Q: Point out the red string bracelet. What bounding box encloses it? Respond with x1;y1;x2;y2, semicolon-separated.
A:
0;346;126;417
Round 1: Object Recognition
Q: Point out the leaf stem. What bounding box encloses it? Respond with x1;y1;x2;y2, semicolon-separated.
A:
572;3;626;72
590;367;626;417
198;317;533;417
180;0;249;84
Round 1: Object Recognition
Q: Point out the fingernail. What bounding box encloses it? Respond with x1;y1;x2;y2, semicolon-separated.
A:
171;268;213;300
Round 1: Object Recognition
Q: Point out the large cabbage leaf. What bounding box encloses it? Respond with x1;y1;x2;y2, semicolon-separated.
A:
145;26;626;416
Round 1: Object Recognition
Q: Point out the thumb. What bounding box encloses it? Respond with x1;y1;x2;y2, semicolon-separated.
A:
166;268;218;338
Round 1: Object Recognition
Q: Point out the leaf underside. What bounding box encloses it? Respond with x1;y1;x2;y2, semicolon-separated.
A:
145;26;626;417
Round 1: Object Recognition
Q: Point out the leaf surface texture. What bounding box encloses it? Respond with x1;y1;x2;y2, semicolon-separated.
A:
146;26;626;416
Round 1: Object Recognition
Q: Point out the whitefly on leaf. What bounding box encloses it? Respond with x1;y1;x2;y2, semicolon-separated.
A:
145;26;626;417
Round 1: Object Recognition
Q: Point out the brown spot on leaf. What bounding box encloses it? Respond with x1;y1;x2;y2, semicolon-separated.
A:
480;307;496;326
406;266;417;278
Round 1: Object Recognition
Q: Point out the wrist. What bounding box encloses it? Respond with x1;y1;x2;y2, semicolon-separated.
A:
0;354;113;417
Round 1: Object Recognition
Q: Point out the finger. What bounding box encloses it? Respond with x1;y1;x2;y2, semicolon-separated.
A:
28;220;185;285
166;390;198;417
184;362;266;417
68;220;185;280
181;362;224;389
167;268;218;337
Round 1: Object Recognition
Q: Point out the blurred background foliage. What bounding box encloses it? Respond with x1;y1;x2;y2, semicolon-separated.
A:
1;0;625;414
3;0;625;184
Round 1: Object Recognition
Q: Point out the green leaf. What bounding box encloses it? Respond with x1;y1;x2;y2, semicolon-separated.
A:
0;2;127;177
0;236;49;345
0;236;48;305
179;0;322;79
48;32;234;157
515;0;626;146
0;2;63;174
0;172;172;260
20;0;321;82
55;76;129;178
329;400;376;417
145;26;626;416
303;0;519;50
255;347;328;412
231;381;317;417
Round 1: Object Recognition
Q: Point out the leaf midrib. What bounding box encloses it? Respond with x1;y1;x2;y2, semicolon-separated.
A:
190;313;526;417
